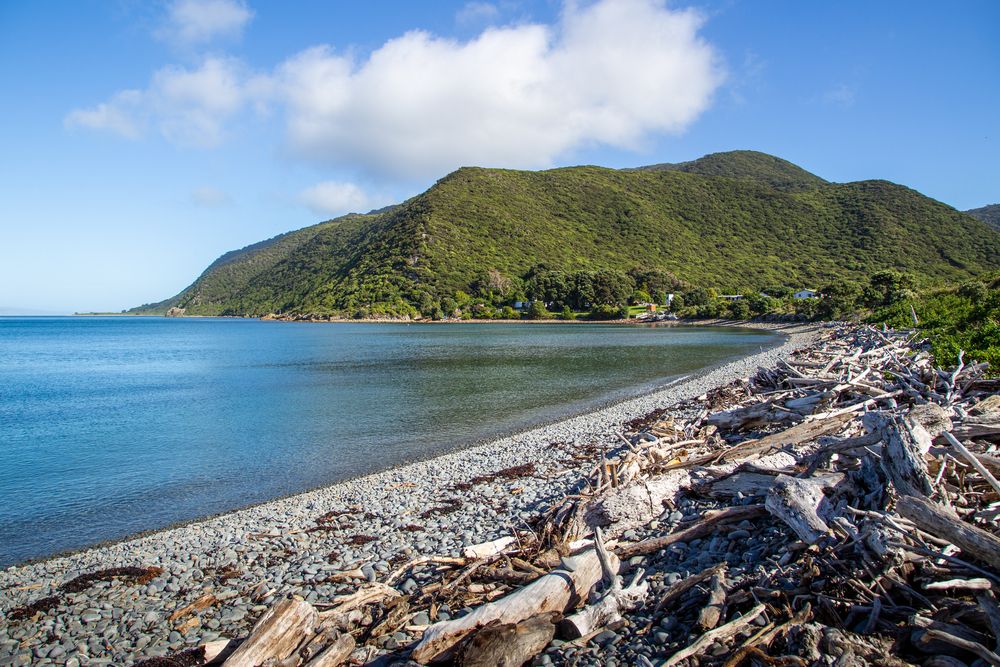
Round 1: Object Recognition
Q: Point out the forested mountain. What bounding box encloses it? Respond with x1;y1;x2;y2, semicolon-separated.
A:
966;204;1000;231
131;151;1000;318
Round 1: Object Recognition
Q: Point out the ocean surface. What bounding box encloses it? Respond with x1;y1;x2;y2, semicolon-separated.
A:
0;317;778;567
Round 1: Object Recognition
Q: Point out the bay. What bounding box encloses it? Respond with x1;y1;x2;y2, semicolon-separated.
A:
0;316;777;566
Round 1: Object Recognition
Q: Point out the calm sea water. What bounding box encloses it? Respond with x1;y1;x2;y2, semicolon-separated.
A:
0;317;778;566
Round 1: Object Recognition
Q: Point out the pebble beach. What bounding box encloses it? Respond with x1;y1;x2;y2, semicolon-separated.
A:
0;322;823;666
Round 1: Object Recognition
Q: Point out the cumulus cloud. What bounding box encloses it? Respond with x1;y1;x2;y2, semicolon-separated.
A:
65;57;253;147
274;0;722;178
300;181;378;216
157;0;253;47
191;186;231;206
64;90;145;138
68;0;723;178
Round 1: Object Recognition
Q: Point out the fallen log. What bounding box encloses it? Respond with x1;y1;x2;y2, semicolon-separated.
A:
303;632;354;667
663;603;766;667
454;612;559;667
697;569;727;631
870;412;934;498
559;569;648;640
616;505;766;559
895;496;1000;571
585;470;690;538
707;401;802;431
222;598;317;667
410;548;614;663
764;475;833;544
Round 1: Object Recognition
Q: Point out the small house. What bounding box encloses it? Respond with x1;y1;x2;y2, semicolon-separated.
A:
793;289;818;300
719;294;744;301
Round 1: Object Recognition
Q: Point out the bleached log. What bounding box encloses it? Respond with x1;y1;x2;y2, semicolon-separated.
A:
585;470;690;538
303;632;354;667
764;475;832;544
455;612;559;667
410;548;615;663
868;412;934;497
202;638;237;663
923;578;992;591
223;598;318;667
896;496;1000;571
707;401;802;431
715;413;852;465
463;536;516;560
664;604;766;667
559;571;648;639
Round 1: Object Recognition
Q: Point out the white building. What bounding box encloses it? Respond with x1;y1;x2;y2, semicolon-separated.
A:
793;289;818;300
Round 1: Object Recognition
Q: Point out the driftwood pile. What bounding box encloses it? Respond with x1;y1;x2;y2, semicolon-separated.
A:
138;324;1000;666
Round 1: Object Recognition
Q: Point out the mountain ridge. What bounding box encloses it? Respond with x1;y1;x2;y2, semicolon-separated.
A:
967;204;1000;231
131;151;1000;318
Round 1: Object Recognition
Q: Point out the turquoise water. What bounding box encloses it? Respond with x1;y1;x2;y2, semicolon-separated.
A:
0;317;778;566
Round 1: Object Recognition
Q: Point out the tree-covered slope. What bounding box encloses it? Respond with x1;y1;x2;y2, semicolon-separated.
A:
633;150;828;191
967;204;1000;231
134;151;1000;318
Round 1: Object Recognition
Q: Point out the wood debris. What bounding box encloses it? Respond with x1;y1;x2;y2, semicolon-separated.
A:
133;324;1000;666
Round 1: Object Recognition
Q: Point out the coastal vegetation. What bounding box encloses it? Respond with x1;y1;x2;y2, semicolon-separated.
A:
130;151;1000;322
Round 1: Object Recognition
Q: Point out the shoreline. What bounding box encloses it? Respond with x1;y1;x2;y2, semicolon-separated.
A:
0;322;824;664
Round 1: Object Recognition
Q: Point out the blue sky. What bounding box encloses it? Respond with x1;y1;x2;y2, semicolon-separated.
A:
1;0;997;314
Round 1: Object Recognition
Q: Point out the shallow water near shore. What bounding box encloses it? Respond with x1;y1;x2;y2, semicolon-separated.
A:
0;316;778;567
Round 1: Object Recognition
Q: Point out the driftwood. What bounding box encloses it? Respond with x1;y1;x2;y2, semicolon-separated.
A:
303;632;354;667
125;325;1000;667
454;612;559;667
696;569;727;631
223;598;317;667
896;496;1000;571
765;475;833;544
410;548;613;663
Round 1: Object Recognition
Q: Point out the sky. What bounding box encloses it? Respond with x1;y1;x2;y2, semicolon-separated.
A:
1;0;997;314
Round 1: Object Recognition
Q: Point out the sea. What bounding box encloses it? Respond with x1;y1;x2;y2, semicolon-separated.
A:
0;316;779;566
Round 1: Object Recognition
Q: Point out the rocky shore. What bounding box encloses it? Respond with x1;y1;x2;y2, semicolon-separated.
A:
0;323;821;666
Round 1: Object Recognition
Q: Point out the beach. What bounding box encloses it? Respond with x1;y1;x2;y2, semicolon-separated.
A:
0;322;823;666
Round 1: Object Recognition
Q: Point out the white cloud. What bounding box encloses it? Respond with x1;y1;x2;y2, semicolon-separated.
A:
274;0;723;178
456;2;500;27
300;181;378;216
64;90;145;138
67;0;723;179
65;57;251;147
191;186;231;206
157;0;254;47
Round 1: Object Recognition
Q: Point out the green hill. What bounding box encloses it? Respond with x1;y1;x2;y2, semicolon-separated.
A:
967;204;1000;231
132;151;1000;318
632;150;828;191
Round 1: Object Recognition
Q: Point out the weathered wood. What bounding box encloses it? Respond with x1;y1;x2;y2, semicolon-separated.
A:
716;413;853;464
559;571;648;639
169;592;217;623
585;470;690;538
909;403;953;438
943;432;1000;498
410;548;614;663
615;506;766;559
303;632;354;667
870;412;934;497
663;603;766;667
697;570;727;631
222;598;317;667
707;401;801;431
896;496;1000;571
463;536;516;560
764;475;832;544
455;612;559;667
917;628;1000;666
